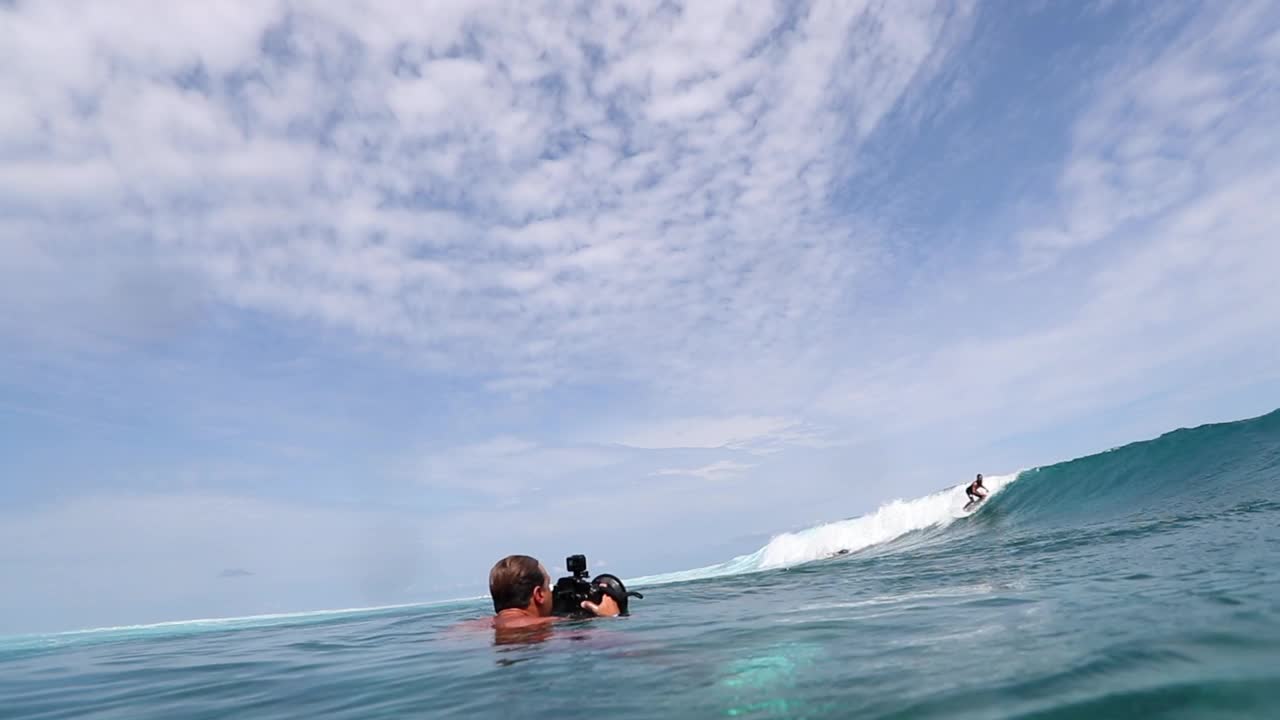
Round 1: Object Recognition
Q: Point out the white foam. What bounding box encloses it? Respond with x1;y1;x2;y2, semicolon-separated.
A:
628;472;1020;587
756;472;1019;567
1;597;488;647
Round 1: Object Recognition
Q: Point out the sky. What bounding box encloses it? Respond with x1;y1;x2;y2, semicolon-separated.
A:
1;0;1279;634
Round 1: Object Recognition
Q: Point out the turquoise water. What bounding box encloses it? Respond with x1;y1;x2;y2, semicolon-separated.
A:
3;410;1279;719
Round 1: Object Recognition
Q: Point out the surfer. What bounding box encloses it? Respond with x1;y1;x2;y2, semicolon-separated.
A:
488;555;619;630
965;474;988;505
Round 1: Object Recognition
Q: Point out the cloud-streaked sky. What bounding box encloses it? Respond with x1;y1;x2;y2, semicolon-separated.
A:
2;0;1279;634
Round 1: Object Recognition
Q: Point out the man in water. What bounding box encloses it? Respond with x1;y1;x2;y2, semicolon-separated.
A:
966;473;988;505
489;554;619;630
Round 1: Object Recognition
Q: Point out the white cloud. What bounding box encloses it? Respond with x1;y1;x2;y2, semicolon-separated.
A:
818;0;1280;444
612;414;831;454
655;460;756;481
2;1;1274;461
616;415;792;450
1017;0;1280;263
411;436;623;496
0;0;970;402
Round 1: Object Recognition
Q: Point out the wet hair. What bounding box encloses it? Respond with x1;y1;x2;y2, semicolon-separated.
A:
976;473;984;482
489;555;548;612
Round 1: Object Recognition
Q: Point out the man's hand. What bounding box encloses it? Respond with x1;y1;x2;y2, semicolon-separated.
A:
580;594;621;617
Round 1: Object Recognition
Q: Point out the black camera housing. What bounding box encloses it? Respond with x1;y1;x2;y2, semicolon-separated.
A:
551;554;604;617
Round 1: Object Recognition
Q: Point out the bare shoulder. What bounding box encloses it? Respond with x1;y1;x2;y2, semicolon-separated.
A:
443;616;495;636
494;614;557;630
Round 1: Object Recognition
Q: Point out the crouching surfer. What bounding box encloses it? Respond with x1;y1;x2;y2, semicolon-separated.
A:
965;473;988;506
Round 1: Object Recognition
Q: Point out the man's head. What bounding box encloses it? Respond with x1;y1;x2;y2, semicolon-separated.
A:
489;555;552;616
976;473;984;484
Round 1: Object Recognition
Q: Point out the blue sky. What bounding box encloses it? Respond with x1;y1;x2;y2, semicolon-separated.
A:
2;0;1279;634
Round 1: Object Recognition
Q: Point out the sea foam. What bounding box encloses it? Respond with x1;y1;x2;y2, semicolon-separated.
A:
629;472;1020;586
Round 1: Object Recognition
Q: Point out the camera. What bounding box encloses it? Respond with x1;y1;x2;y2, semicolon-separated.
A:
551;554;597;617
550;554;644;617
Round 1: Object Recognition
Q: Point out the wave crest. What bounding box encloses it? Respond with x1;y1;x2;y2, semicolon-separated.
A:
630;472;1020;586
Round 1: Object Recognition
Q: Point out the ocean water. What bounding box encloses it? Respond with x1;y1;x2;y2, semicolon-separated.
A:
3;410;1279;719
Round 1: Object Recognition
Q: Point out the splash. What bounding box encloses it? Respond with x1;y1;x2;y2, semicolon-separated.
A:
629;472;1020;586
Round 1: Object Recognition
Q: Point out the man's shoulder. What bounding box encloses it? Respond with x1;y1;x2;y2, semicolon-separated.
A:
494;614;557;630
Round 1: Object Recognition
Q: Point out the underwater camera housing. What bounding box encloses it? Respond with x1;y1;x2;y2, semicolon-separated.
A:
550;554;644;618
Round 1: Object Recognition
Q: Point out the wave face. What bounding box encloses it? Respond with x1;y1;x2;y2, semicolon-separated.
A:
996;408;1280;527
632;408;1280;587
